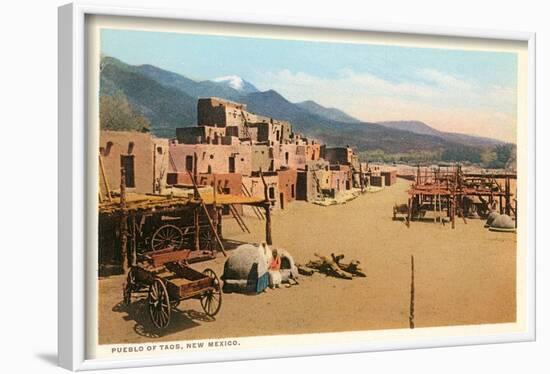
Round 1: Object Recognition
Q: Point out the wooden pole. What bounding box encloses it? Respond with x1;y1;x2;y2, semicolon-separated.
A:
212;175;218;232
99;154;113;202
504;177;511;215
451;196;456;229
407;197;411;228
264;203;272;245
119;162;129;273
152;143;157;193
409;255;415;329
130;213;137;266
359;163;364;193
217;208;223;238
259;169;273;244
194;206;201;252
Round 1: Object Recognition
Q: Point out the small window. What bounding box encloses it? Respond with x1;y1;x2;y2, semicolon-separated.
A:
156;146;163;155
210;154;214;159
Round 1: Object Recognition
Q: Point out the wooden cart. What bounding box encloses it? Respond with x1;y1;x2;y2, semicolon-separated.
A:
122;248;222;329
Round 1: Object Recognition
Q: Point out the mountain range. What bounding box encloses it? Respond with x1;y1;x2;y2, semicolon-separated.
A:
100;56;507;159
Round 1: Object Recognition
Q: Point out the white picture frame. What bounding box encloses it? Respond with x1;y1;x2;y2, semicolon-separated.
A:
58;2;536;370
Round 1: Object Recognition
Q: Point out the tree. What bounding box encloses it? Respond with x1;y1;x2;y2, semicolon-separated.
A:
480;149;498;167
100;92;150;132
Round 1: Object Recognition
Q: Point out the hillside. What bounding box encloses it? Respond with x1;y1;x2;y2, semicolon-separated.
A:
296;100;360;123
378;121;504;147
99;56;511;163
100;57;197;137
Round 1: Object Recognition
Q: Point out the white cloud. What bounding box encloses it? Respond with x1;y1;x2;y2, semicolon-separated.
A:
254;68;517;143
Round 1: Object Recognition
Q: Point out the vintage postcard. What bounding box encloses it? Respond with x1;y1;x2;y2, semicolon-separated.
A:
84;14;531;363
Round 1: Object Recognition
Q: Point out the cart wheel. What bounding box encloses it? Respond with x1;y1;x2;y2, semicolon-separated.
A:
199;229;216;252
148;278;171;329
122;268;136;306
151;224;183;252
200;268;222;317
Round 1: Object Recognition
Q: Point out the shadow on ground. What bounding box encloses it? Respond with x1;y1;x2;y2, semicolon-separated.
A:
112;299;216;339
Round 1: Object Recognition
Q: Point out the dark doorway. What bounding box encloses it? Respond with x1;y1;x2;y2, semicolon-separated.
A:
228;156;236;173
279;192;285;209
185;155;194;172
121;155;135;188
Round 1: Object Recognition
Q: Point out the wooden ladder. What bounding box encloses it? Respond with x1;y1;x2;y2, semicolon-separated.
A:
218;186;250;233
241;183;265;220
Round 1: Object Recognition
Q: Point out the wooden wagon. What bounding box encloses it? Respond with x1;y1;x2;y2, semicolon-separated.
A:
122;248;222;329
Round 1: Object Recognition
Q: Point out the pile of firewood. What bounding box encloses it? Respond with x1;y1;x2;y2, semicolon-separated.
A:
298;253;366;280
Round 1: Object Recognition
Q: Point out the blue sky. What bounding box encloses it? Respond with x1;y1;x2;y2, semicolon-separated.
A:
101;29;518;142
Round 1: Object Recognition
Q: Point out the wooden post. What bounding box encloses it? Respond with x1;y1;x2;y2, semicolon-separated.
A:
259;169;273;244
451;196;456;229
194;206;201;252
212;175;218;230
505;177;511;215
264;203;272;245
217;208;223;238
152;143;157;193
406;197;411;228
359;163;364;193
119;163;129;273
130;213;137;266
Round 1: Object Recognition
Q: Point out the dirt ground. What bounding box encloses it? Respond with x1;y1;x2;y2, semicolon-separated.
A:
98;178;516;344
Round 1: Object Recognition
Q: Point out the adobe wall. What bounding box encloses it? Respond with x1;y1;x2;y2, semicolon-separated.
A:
275;144;307;171
330;170;348;192
381;170;397;186
251;144;273;172
242;174;280;211
176;126;227;144
198;98;247;127
277;168;298;207
322;146;354;165
306;142;321;161
152;137;170;193
169;143;253;176
99;131;155;195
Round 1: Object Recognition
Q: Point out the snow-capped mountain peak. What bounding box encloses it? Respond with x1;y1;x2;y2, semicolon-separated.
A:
211;75;259;93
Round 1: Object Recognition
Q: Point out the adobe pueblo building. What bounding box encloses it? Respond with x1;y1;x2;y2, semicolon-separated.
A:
97;97;373;274
168;97;367;209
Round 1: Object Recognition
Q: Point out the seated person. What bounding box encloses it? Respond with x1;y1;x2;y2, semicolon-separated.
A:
268;248;282;288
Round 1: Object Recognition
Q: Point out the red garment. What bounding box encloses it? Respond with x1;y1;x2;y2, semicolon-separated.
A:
269;256;281;271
